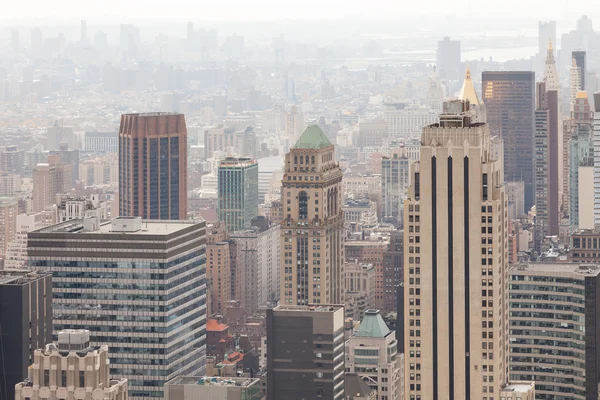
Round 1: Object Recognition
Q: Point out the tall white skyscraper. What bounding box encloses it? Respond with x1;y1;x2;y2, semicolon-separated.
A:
543;40;560;91
403;100;509;399
593;93;600;227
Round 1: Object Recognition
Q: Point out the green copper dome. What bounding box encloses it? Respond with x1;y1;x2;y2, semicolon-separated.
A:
293;125;332;149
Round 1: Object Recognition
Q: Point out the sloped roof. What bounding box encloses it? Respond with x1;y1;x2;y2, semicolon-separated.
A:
356;309;391;338
345;374;375;398
459;67;480;106
206;319;229;332
293;125;332;149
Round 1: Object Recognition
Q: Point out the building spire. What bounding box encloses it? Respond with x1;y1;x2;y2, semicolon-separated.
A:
459;66;480;106
543;40;560;91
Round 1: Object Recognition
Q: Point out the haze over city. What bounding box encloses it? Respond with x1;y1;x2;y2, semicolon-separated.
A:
0;0;600;399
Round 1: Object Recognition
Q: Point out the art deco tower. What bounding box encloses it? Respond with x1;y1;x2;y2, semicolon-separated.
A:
280;125;344;305
118;112;188;220
403;100;509;399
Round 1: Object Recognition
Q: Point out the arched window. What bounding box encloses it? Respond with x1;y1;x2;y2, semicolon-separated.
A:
299;191;308;219
311;156;315;164
300;156;304;164
294;155;298;164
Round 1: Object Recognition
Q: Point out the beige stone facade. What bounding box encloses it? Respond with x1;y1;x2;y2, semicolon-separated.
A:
403;100;509;399
15;330;128;400
280;125;344;305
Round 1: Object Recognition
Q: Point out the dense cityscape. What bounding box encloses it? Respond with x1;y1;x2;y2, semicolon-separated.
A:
1;6;600;400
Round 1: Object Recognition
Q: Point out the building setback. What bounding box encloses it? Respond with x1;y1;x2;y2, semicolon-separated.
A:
15;329;128;400
267;305;345;400
0;270;52;400
118;112;188;220
28;217;207;400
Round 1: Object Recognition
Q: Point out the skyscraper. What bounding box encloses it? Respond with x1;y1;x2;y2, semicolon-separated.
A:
482;71;535;208
403;100;508;399
543;40;560;91
436;37;461;81
28;217;207;400
280;125;344;305
594;93;600;227
15;329;128;400
0;196;17;262
538;21;556;76
285;105;306;144
0;270;52;400
266;305;345;400
32;156;72;213
118;112;188;220
534;82;560;244
217;157;259;232
381;148;410;226
573;50;587;90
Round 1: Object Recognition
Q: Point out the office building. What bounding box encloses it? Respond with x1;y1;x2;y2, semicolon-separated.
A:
343;262;376;321
508;263;600;399
280;125;344;305
534;82;560;245
345;374;377;400
381;148;410;227
0;196;17;261
165;376;262;400
50;147;79;185
569;230;600;263
230;219;280;314
570;59;583;111
32;156;72;212
573;50;586;90
358;118;389;148
206;222;232;315
538;21;556;76
383;229;403;313
569;92;594;230
0;270;52;400
0;145;24;175
266;305;345;400
285;105;306;143
15;329;128;400
346;309;402;399
383;105;438;139
0;172;20;196
218;157;259;232
436;37;461;81
594;93;600;227
483;71;535;208
4;212;45;269
28;217;207;400
403;100;509;399
84;131;118;153
118;112;188;220
46;120;75;151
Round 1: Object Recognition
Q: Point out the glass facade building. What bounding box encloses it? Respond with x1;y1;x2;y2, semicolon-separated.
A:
28;217;207;400
482;71;536;209
217;157;259;232
508;263;600;400
118;113;188;220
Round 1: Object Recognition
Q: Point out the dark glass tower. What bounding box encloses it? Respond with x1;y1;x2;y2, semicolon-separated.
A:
482;71;536;209
118;113;188;220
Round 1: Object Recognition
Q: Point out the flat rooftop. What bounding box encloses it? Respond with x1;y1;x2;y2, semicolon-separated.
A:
0;270;50;285
273;304;344;313
166;376;259;387
34;217;203;236
510;262;600;277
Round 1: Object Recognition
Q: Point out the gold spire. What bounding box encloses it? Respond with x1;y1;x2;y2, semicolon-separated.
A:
459;66;480;106
548;39;553;53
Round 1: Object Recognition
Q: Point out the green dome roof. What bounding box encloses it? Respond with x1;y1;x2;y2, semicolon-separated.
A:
293;125;332;149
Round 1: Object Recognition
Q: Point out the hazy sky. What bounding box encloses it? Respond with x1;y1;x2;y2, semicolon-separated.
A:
2;0;599;21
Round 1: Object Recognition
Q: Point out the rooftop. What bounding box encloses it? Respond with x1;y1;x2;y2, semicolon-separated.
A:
0;270;50;286
356;309;392;338
34;217;202;236
166;376;259;388
206;318;229;332
293;125;333;150
509;263;600;277
273;304;344;313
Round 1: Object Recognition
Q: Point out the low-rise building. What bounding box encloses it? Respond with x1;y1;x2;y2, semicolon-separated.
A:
164;376;262;400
